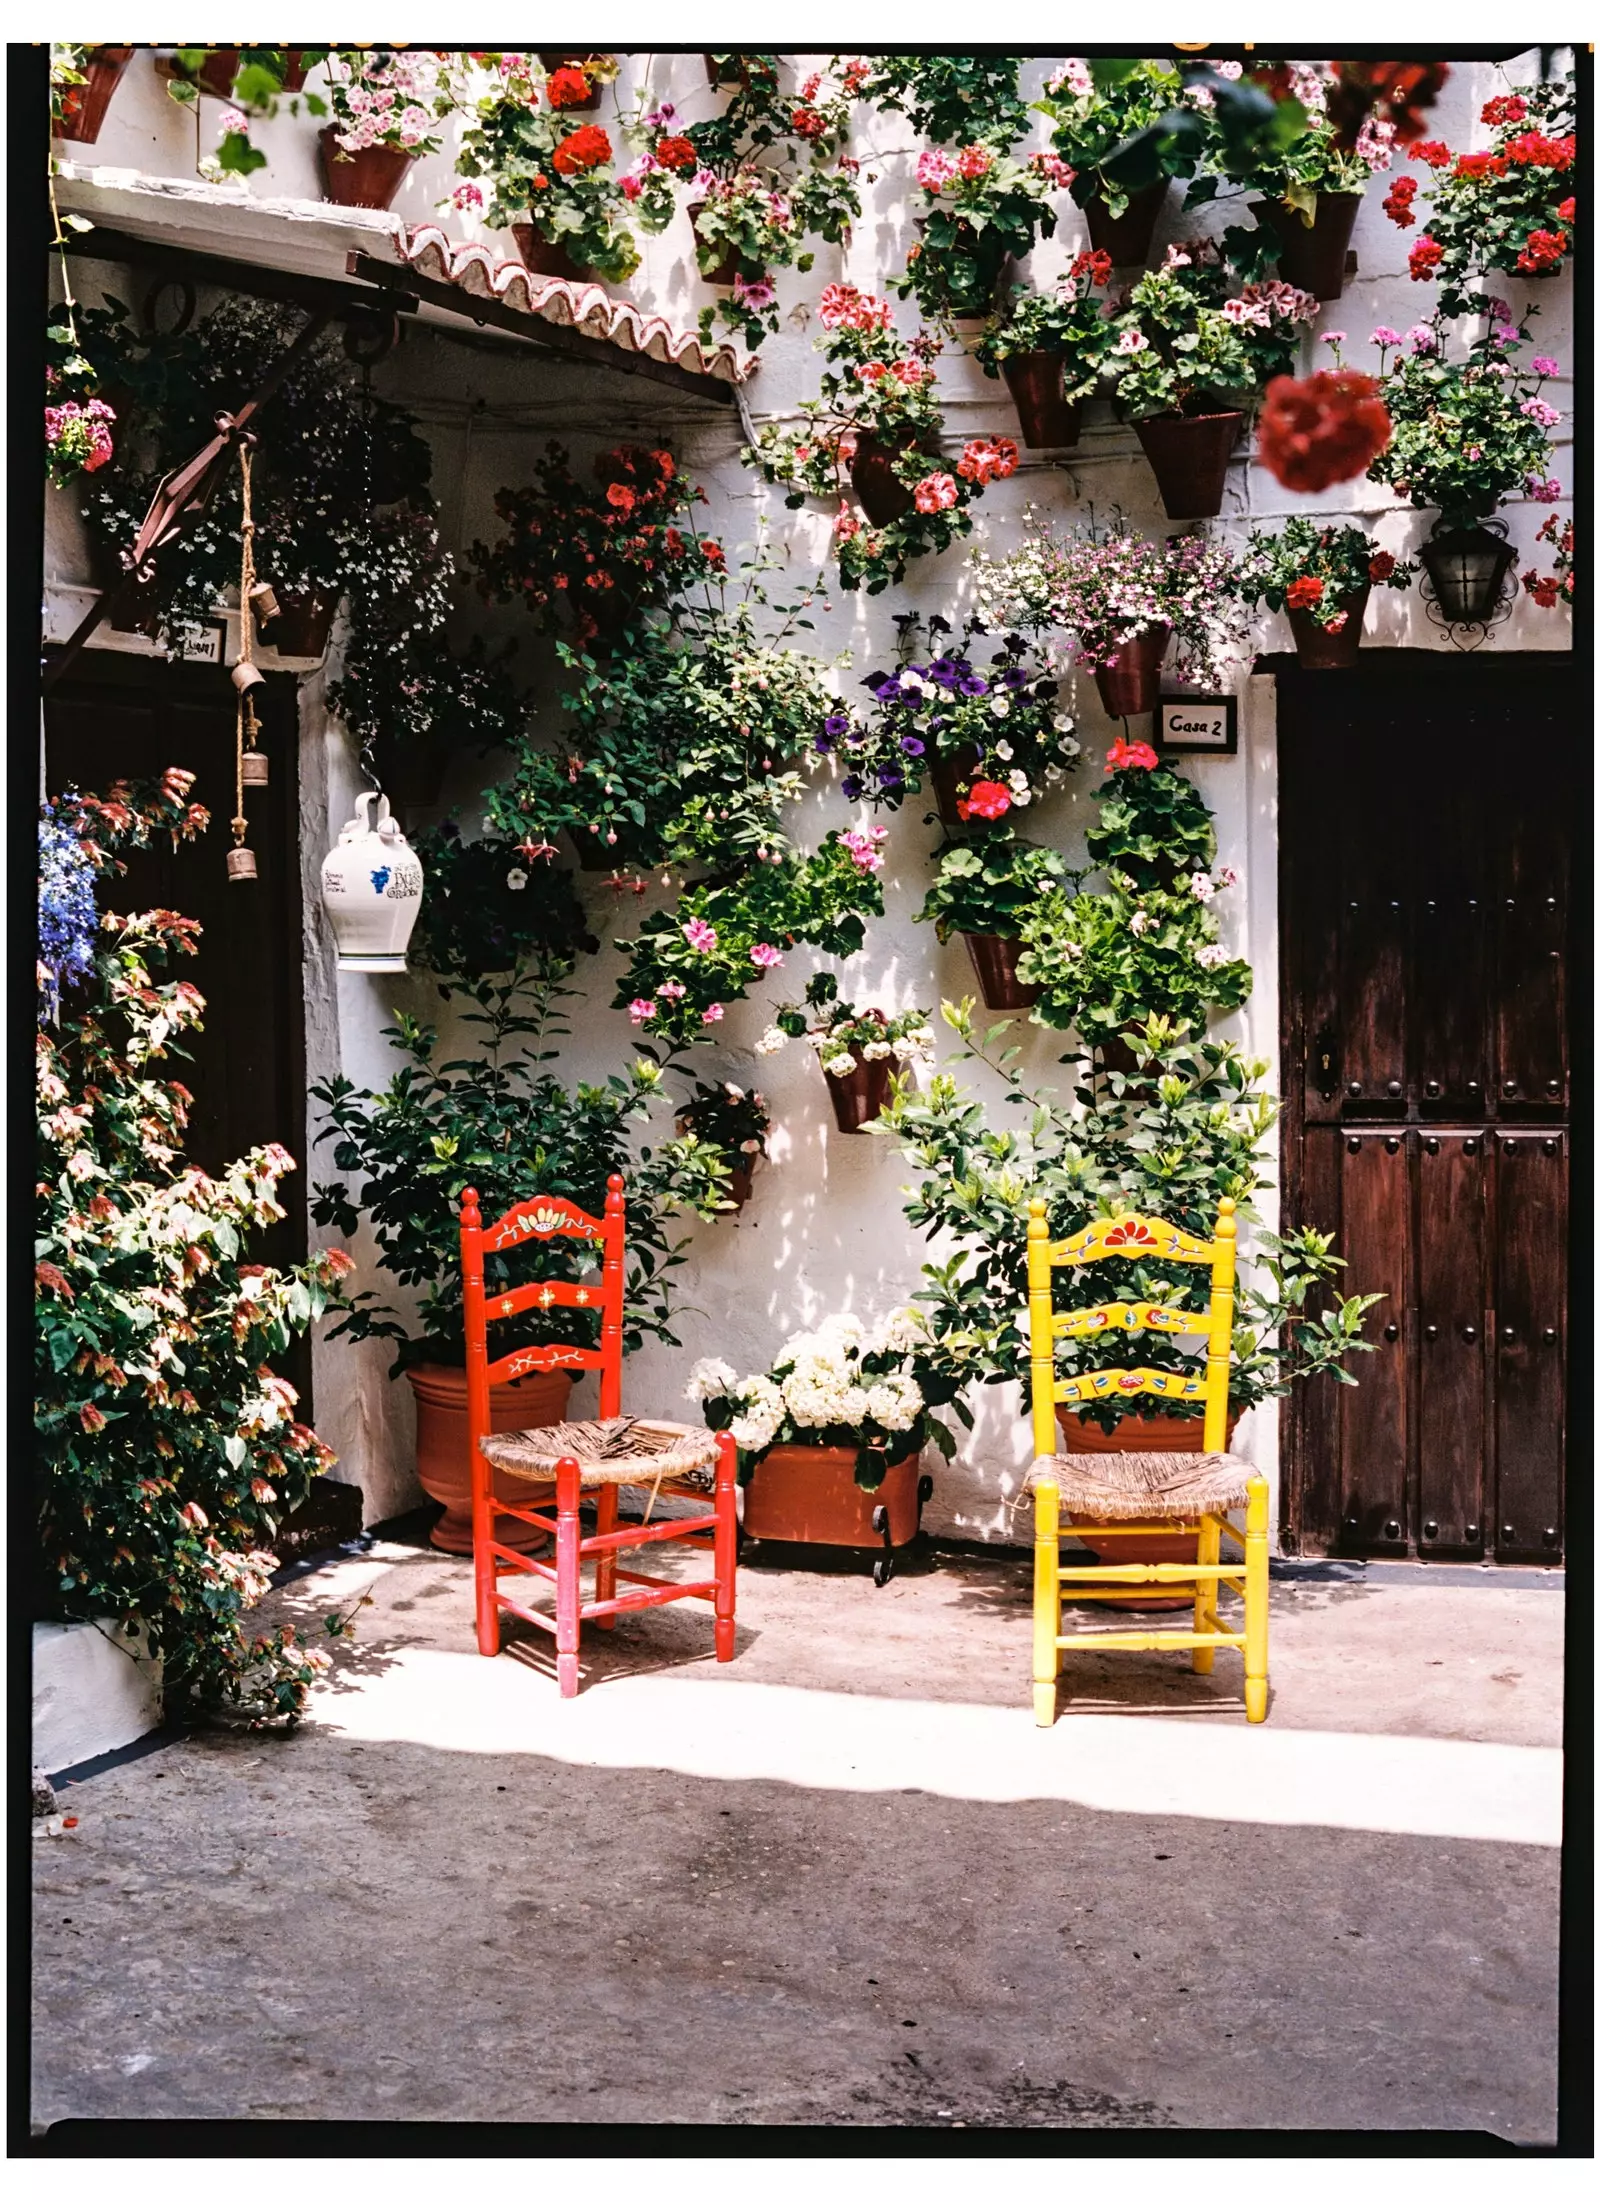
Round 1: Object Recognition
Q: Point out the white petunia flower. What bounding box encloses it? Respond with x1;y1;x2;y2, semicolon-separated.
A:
994;740;1014;761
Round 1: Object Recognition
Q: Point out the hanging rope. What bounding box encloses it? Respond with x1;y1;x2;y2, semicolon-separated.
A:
227;438;262;882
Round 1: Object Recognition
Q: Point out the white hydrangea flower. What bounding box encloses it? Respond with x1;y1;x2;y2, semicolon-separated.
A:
877;1305;930;1354
685;1356;737;1404
728;1373;785;1449
866;1372;924;1431
754;1026;790;1056
861;1040;893;1060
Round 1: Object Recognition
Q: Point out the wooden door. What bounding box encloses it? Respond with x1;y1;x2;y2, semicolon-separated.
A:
1277;653;1575;1564
43;652;312;1414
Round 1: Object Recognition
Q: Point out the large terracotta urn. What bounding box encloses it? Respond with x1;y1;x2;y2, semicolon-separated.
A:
1057;1407;1240;1610
407;1364;574;1553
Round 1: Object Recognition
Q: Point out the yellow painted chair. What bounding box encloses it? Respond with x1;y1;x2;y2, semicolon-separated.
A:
1026;1196;1271;1726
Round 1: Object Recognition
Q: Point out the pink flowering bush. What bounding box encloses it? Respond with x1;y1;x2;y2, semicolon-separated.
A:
326;47;452;157
1107;241;1315;420
1367;316;1560;529
45;396;115;488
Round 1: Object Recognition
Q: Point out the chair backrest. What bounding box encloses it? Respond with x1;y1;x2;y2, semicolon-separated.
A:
461;1176;627;1459
1026;1198;1238;1457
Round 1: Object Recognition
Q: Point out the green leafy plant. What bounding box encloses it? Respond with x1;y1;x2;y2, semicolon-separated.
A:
1186;59;1395;270
863;55;1030;148
1366;319;1560;527
917;831;1072;943
973;250;1119;399
36;774;351;1724
1034;57;1213;215
163;47;330;178
871;1007;1380;1430
1232;516;1416;629
1106;240;1315;421
675;1078;771;1193
893;142;1062;324
310;970;726;1372
409;824;596;986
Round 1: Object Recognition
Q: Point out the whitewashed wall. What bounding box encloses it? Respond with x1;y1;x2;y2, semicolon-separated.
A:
49;50;1573;1535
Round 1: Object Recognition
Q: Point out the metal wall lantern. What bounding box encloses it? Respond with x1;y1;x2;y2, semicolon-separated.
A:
1419;520;1518;648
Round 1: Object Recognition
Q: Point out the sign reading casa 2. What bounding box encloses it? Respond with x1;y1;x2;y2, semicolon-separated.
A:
1156;694;1238;755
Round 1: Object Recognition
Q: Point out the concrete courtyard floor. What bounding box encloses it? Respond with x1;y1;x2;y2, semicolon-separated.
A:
32;1520;1564;2136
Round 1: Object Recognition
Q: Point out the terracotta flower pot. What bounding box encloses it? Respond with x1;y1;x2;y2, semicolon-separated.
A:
849;431;919;526
1093;624;1170;718
1134;412;1244;521
54;47;134;142
744;1444;925;1548
689;202;750;287
725;1158;756;1212
407;1362;574;1554
1287;582;1370;669
1252;192;1363;303
267;590;338;660
539;55;602;110
1057;1407;1240;1610
1083;179;1170;267
1000;352;1082;450
928;745;982;825
510;224;595;284
962;932;1039;1012
704;53;750;90
316;126;414;212
824;1054;899;1133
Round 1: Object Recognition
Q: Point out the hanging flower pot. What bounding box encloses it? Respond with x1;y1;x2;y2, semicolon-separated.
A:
823;1054;899;1133
266;589;338;660
1056;1407;1240;1610
1251;193;1363;304
369;728;447;818
962;933;1039;1012
538;55;602;110
320;791;424;973
1134;410;1244;520
689;202;747;288
849;431;919;526
54;47;134;142
1000;353;1083;450
928;745;983;825
704;53;751;90
724;1157;757;1212
1093;624;1171;718
1287;582;1370;669
316;126;414;211
1420;521;1517;626
1082;179;1170;266
510;223;595;284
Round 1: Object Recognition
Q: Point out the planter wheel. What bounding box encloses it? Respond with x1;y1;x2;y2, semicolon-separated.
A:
871;1506;895;1588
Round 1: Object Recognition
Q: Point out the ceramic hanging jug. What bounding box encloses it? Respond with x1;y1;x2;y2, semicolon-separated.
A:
320;790;424;973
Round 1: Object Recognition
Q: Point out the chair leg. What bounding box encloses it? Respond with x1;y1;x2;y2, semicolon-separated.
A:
1192;1513;1221;1674
713;1431;738;1662
555;1456;582;1699
594;1483;618;1629
471;1438;499;1660
1032;1476;1060;1727
1244;1475;1269;1723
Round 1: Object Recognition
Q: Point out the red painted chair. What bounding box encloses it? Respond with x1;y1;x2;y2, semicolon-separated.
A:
461;1172;737;1698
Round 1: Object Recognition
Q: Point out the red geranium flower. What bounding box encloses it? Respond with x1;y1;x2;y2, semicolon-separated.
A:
551;123;612;175
1408;235;1445;280
655;134;698;172
545;65;594;109
1383;174;1418;226
1453;150;1508;180
1409;139;1452;168
1285;576;1325;609
1105;737;1159;773
1367;550;1398;583
1504;130;1575;170
956;779;1012;820
1517;228;1569;272
702;540;725;566
1558;196;1576;223
790;103;826;140
606;483;637;514
1255;371;1392;494
1482;94;1528;126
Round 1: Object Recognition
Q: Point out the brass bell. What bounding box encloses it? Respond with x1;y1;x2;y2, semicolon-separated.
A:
231;659;266;695
226;845;258;882
241;750;270;787
248;580;281;626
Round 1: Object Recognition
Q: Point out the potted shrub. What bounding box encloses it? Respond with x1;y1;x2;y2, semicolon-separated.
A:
1015;744;1253;1054
974;250;1118;448
407;826;595;984
1035;57;1209;265
820;618;1080;818
747;286;1018;591
538;54;617;114
309;966;726;1552
675;1080;771;1213
1366;319;1560;624
756;973;936;1133
1233;515;1416;669
686;1308;969;1566
1105;241;1317;517
893;141;1063;330
1381;75;1574;315
317;50;455;209
973;514;1249;718
917;831;1070;1011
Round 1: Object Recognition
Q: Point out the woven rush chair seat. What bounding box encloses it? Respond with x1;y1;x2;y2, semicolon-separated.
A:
480;1415;720;1492
1026;1449;1253;1521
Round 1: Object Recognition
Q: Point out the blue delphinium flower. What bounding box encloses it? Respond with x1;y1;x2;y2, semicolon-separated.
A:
38;814;99;1023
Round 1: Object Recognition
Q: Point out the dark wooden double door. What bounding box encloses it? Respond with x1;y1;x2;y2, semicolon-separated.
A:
1278;654;1577;1565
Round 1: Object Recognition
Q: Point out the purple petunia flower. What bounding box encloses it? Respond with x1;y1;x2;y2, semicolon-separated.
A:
824;713;850;734
899;735;926;755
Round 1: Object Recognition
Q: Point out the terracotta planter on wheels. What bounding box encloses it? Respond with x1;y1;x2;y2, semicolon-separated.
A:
1057;1407;1241;1610
317;126;414;212
1252;192;1363;303
1287;583;1370;669
1093;624;1170;718
1135;411;1244;521
823;1055;899;1133
1083;179;1170;266
1000;353;1083;450
962;932;1039;1012
407;1363;574;1554
743;1444;932;1583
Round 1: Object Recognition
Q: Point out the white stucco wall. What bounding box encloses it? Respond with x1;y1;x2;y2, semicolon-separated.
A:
47;50;1573;1538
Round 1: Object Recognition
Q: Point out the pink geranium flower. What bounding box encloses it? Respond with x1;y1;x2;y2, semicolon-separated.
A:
683;918;718;952
913;472;958;513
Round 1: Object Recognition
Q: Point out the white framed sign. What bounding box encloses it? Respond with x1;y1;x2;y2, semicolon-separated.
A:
1156;694;1237;755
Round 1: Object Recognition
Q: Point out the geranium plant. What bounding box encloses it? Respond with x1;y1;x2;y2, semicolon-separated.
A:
36;774;352;1723
1016;748;1252;1047
1106;242;1316;421
1034;57;1205;218
863;55;1029;148
1186;59;1396;266
820;620;1079;815
1522;513;1574;609
1232;516;1416;631
973;250;1119;397
893;142;1063;324
757;971;937;1081
1365;319;1560;528
688;1306;970;1488
973;513;1249;690
1386;76;1575;313
322;47;453;161
917;830;1072;943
